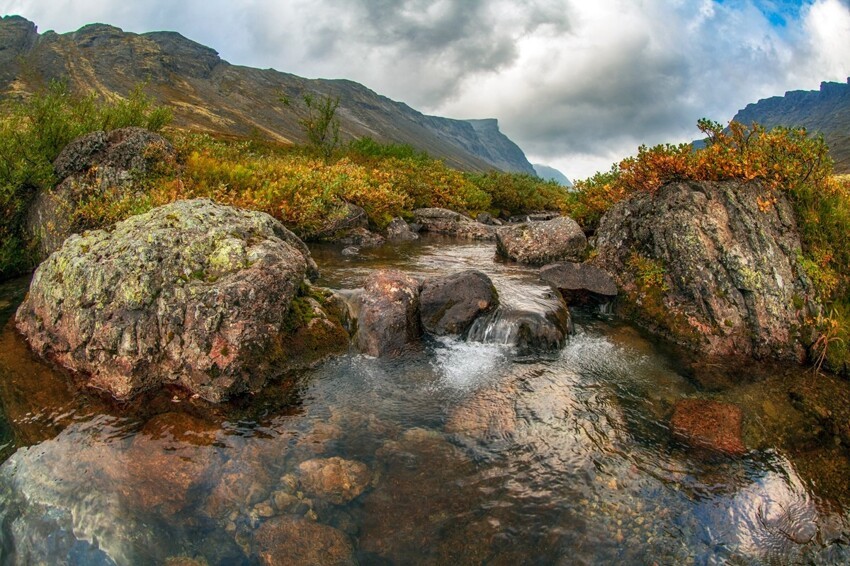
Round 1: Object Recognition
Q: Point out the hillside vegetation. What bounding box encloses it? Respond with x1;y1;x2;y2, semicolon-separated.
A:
0;83;565;277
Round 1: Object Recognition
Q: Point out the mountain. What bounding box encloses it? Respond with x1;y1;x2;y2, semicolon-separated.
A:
732;79;850;173
0;16;536;174
532;164;572;187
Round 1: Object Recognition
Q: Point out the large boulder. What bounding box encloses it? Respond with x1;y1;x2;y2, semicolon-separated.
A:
305;201;368;241
420;270;498;336
26;127;176;260
540;262;617;305
413;208;496;240
355;270;422;357
594;180;816;361
496;216;587;265
15;198;325;402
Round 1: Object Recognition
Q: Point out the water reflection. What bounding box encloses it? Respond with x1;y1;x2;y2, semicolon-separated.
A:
0;238;848;564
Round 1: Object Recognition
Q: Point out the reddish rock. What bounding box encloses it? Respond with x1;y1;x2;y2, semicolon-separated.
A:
355;270;421;357
253;516;355;566
671;398;746;455
298;457;371;505
413;208;496;240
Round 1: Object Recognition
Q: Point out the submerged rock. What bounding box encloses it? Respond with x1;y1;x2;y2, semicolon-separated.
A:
496;216;587;265
671;398;746;455
15;198;320;402
540;261;618;305
594;180;816;361
413;207;496;240
252;516;355;566
26;127;176;260
420;270;498;336
355;270;422;357
297;457;371;505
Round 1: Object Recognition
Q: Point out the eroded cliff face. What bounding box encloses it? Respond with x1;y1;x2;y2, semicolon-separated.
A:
594;180;818;362
0;16;536;174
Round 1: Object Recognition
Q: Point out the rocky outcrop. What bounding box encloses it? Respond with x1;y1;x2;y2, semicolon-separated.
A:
540;262;617;305
26;127;175;260
420;270;498;336
385;217;419;240
496;216;587;265
413;208;496;240
594;180;816;361
355;270;422;357
671;398;746;455
15;198;329;402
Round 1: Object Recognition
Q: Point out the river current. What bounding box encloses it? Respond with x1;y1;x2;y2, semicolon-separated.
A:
0;237;848;564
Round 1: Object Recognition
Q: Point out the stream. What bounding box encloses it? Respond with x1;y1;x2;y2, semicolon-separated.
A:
0;237;848;564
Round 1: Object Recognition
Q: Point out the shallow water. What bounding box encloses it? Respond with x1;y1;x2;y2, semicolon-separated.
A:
1;238;849;564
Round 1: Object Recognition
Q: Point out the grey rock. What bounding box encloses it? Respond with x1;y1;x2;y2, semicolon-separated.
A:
307;202;368;241
355;270;422;357
594;180;816;361
337;227;385;248
496;216;587;265
16;198;317;402
420;270;498;336
540;262;617;305
476;212;502;226
386;217;419;240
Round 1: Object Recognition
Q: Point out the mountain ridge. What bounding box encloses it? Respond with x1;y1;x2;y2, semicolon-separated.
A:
731;79;850;173
0;15;536;174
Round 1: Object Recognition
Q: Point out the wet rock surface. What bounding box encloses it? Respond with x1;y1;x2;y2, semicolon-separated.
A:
496;216;587;265
413;207;496;240
420;270;498;336
298;457;371;505
16;198;316;402
540;261;618;305
252;516;355;566
789;370;850;448
594;180;816;361
355;270;422;357
26;127;175;260
671;398;746;455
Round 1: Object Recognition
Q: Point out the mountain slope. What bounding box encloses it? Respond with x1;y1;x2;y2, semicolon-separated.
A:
732;79;850;173
0;16;536;174
532;164;572;187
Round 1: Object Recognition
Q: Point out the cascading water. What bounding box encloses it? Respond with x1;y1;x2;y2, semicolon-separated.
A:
0;238;848;565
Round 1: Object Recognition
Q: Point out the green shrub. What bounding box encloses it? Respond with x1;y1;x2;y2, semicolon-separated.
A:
0;81;172;279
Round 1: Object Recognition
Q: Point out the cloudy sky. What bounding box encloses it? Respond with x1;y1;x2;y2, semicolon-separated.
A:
2;0;850;179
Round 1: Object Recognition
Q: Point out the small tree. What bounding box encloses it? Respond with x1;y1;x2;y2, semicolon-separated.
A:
300;93;340;162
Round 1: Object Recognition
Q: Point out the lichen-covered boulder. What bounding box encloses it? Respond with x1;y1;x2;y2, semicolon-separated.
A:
420;270;498;336
355;270;421;357
413;208;496;240
496;216;587;265
26;127;176;260
540;261;617;305
594;180;817;361
15;198;319;402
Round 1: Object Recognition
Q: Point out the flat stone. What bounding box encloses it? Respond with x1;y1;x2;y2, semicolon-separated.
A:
671;398;746;455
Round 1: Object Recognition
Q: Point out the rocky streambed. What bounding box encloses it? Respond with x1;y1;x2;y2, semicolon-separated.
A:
1;235;849;565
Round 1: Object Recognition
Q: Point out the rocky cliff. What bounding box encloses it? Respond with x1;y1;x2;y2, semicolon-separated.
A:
732;79;850;173
0;15;536;174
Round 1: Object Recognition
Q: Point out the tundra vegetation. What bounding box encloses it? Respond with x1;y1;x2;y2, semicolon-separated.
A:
2;83;848;371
